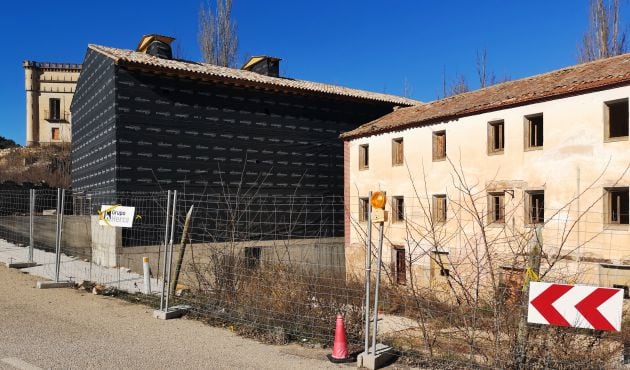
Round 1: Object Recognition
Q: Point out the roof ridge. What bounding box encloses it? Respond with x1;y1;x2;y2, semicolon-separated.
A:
87;44;420;106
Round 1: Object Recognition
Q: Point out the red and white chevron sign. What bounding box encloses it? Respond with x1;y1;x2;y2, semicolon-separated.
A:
528;282;623;332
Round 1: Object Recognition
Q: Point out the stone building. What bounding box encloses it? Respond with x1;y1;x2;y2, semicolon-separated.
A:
342;53;630;294
24;61;82;146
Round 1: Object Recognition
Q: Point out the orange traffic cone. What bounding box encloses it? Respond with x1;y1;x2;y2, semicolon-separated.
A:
327;314;354;363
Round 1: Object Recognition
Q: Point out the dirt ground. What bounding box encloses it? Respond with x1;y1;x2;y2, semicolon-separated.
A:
0;264;352;370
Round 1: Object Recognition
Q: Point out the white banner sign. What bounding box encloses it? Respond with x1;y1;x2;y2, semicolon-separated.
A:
98;205;136;228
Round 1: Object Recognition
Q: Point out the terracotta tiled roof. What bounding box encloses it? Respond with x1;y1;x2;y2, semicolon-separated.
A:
88;44;419;106
341;53;630;139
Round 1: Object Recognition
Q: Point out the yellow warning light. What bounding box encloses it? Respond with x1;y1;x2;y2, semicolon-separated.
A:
370;192;386;209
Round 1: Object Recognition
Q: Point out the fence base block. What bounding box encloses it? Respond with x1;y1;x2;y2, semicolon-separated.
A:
36;281;73;289
5;262;38;269
153;305;190;320
356;344;394;370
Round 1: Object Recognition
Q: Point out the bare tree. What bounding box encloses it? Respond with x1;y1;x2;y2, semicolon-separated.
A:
198;0;239;67
578;0;628;62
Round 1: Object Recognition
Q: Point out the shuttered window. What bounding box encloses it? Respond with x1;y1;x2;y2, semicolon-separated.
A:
359;144;369;170
433;194;447;223
488;120;504;153
606;187;629;225
392;138;404;166
488;192;505;223
432;131;446;161
392;196;404;222
527;191;544;224
359;197;369;222
526;114;544;149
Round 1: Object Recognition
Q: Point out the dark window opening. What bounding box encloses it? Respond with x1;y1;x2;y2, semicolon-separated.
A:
528;191;545;224
607;187;629;224
244;247;261;269
527;114;544;148
395;248;406;285
393;196;404;222
489;192;505;223
359;144;369;170
440;268;450;277
488;120;504;153
49;98;61;121
613;284;630;299
392;138;404;166
606;99;629;138
359;197;369;222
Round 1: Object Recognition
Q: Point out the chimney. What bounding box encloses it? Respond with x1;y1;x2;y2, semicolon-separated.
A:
241;56;281;77
136;34;175;59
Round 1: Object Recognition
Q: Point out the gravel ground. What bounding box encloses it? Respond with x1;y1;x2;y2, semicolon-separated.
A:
0;264;348;370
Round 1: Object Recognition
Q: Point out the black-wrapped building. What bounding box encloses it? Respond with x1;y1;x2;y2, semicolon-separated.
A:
71;35;416;196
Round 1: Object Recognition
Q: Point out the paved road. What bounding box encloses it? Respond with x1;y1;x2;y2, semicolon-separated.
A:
0;265;345;370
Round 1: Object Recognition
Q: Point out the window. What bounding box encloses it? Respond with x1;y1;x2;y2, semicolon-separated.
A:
359;144;369;170
605;99;629;139
488;192;505;223
392;138;404;166
432;194;447;223
392;196;404;222
393;247;406;285
605;187;629;225
430;251;450;281
432;131;446;161
525;114;544;149
49;98;61;121
244;246;261;269
613;284;630;299
488;120;504;153
51;127;60;141
359;197;369;222
526;191;545;224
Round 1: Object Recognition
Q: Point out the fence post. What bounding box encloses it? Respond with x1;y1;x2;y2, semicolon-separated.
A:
165;190;178;311
364;191;372;355
28;189;35;263
371;215;385;353
160;190;172;311
54;188;61;283
515;225;542;368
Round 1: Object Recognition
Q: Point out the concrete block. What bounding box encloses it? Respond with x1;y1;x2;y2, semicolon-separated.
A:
356;343;394;370
153;305;191;320
5;262;38;269
36;281;73;289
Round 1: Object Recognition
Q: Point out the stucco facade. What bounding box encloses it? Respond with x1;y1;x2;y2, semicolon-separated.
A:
24;61;81;146
343;63;630;294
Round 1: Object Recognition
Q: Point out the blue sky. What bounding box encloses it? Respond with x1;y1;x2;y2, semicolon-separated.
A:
0;1;623;145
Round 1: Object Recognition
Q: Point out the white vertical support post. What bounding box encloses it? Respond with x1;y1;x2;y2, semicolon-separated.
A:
371;219;385;353
143;257;151;294
54;188;61;283
165;190;178;312
364;191;372;355
28;189;35;263
160;190;172;311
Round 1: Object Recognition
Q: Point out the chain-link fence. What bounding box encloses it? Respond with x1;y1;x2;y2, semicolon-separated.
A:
0;188;628;368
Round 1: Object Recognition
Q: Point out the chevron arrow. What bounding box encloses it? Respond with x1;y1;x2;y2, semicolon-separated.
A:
530;283;573;327
574;288;619;331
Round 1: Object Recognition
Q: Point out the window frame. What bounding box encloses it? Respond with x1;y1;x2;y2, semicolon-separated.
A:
432;194;447;223
604;187;629;227
391;138;404;166
392;196;405;222
525;113;544;150
359;197;369;222
487;120;505;154
488;191;506;224
604;98;629;142
49;98;61;121
359;144;369;170
51;127;61;141
526;190;545;225
432;130;446;161
393;246;407;285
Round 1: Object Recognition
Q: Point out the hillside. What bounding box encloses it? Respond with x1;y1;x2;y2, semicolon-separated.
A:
0;135;19;149
0;145;70;188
